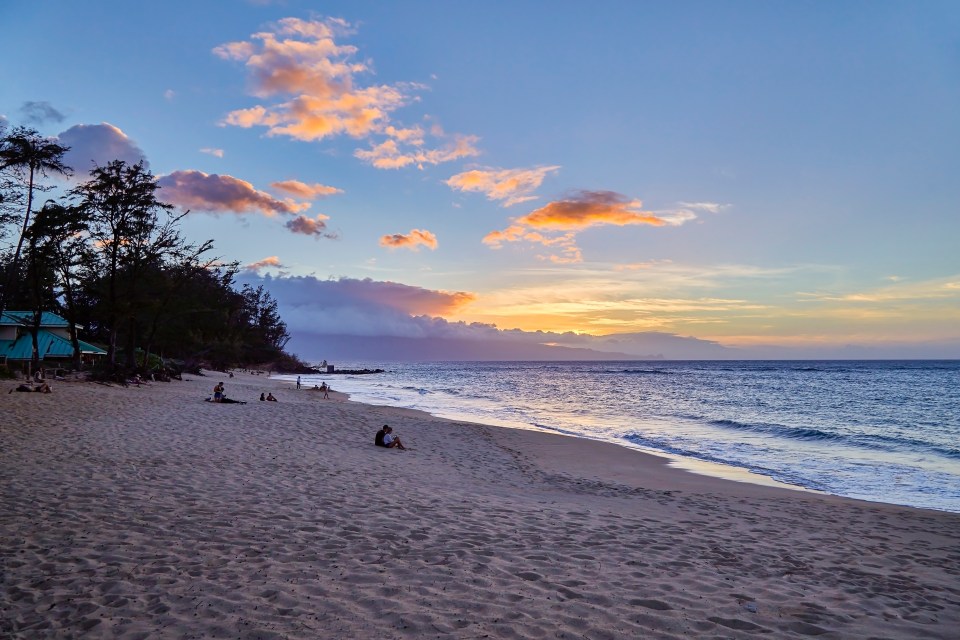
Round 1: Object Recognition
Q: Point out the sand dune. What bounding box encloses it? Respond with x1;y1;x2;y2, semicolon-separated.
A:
2;371;958;638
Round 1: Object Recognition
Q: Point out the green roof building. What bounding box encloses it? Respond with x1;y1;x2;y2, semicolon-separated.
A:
0;311;106;365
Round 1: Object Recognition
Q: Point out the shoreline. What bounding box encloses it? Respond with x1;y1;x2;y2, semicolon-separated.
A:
3;370;959;638
276;373;930;509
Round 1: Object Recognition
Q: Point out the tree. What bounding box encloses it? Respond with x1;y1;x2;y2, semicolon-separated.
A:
26;200;93;369
0;127;70;319
72;160;175;370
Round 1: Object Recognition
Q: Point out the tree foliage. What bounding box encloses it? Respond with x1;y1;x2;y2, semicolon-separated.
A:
0;127;301;376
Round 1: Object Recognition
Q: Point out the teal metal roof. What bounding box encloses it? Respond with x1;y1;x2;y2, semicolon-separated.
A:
0;329;106;360
0;311;70;327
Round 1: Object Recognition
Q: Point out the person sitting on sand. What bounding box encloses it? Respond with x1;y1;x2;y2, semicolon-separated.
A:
380;425;407;450
266;392;277;402
11;382;51;393
217;393;246;404
260;393;266;401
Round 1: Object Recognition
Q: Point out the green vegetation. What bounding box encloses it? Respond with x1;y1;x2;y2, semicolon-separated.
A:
1;124;312;377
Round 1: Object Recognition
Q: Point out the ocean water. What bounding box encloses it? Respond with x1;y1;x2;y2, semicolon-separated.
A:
278;361;960;513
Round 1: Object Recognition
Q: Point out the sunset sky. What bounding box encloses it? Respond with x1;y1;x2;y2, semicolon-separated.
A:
3;1;959;358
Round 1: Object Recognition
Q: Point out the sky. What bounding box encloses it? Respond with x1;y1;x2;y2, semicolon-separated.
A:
2;0;959;360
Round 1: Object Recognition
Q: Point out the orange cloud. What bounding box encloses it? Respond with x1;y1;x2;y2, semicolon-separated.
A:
215;17;481;170
157;170;310;216
215;17;407;142
519;191;665;230
380;229;438;251
483;191;698;263
270;179;343;199
446;165;560;206
245;256;283;272
286;214;336;238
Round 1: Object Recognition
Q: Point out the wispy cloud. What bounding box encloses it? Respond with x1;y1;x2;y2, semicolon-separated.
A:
796;275;960;304
200;147;224;158
613;259;673;271
157;170;309;215
446;165;560;206
380;228;438;251
20;101;65;125
285;213;337;238
270;179;342;199
677;201;727;214
354;132;480;170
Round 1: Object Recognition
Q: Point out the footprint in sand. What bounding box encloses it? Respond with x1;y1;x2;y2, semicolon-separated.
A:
707;616;771;632
629;599;673;611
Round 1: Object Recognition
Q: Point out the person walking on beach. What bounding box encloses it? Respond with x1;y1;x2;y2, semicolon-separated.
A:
296;375;301;390
321;382;330;399
213;382;224;402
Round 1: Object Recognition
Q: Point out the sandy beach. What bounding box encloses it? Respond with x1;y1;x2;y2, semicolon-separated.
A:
2;371;958;639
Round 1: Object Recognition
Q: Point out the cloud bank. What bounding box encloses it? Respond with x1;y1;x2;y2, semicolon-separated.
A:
236;273;734;360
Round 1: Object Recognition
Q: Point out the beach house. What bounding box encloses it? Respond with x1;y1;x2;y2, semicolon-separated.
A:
0;311;106;370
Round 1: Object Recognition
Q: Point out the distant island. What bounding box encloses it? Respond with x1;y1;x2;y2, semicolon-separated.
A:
320;367;385;375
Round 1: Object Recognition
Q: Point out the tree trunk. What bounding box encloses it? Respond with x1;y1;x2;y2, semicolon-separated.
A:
0;166;35;319
30;309;42;373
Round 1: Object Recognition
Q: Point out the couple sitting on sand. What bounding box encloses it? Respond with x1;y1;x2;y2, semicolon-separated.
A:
374;425;407;450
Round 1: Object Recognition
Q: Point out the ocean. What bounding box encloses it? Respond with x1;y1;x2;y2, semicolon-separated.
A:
278;360;960;513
